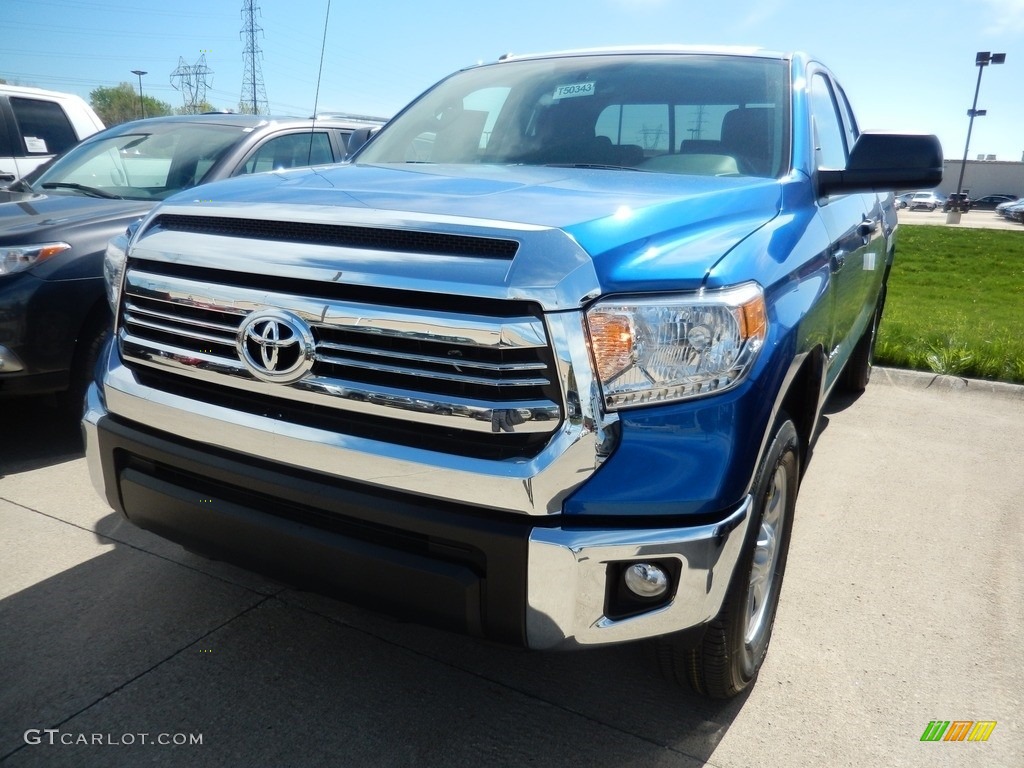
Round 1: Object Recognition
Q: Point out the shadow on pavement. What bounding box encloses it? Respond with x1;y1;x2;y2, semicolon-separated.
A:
0;396;84;478
0;507;747;767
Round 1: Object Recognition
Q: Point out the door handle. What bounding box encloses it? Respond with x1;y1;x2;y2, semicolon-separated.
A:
857;217;878;241
830;250;846;272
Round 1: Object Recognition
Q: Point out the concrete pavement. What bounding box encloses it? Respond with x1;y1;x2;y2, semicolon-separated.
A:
1;370;1022;767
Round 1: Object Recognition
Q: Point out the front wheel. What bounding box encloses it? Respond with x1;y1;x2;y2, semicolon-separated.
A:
655;416;799;699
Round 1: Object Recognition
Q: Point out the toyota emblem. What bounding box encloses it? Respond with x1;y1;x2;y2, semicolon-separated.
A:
237;309;315;383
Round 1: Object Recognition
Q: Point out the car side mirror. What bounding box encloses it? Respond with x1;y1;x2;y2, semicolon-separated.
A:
818;132;943;196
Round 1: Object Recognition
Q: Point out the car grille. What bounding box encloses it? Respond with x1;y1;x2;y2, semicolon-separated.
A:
117;257;563;460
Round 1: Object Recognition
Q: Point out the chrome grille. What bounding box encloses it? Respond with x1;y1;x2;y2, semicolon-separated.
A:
118;263;563;457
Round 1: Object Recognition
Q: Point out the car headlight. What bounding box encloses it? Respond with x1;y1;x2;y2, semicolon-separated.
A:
586;282;767;410
103;220;142;311
103;233;128;311
0;242;71;276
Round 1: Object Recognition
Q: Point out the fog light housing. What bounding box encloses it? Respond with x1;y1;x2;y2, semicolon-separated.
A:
624;563;669;598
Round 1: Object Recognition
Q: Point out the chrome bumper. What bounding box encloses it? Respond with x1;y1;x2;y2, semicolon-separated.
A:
526;497;751;649
85;380;750;648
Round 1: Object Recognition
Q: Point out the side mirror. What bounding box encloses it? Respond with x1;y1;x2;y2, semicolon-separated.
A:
818;132;943;195
344;127;377;158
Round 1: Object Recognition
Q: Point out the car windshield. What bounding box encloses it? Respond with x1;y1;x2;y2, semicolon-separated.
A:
358;53;789;178
31;123;247;201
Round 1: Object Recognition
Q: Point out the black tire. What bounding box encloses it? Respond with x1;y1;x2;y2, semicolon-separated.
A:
840;287;886;393
58;309;111;418
655;416;799;699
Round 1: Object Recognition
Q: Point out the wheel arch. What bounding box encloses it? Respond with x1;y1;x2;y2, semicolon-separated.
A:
776;345;827;475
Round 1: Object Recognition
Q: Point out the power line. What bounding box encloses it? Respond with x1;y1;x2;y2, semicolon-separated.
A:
170;54;214;113
239;0;269;114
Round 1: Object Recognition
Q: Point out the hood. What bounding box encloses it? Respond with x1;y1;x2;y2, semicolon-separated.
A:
168;164;782;292
0;194;153;240
0;194;153;282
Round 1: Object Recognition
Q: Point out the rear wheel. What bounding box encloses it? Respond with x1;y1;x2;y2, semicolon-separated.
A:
655;416;799;698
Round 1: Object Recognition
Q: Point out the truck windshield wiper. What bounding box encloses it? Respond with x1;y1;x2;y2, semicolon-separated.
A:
41;182;122;199
542;163;646;172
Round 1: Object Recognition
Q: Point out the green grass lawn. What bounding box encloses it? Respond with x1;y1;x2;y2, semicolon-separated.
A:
877;225;1024;384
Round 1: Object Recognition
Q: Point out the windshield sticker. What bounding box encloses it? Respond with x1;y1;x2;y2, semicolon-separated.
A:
552;82;595;100
24;136;48;153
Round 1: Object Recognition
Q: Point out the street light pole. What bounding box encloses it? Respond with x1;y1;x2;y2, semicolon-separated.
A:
952;52;1005;217
131;70;148;119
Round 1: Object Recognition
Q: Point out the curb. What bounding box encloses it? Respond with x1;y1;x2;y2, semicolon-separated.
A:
874;367;1024;402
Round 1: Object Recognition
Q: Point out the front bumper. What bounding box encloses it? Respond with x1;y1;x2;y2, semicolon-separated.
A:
84;383;751;649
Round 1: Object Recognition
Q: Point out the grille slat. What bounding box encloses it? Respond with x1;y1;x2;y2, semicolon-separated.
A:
119;256;563;458
316;341;549;374
124;301;241;335
123;312;239;347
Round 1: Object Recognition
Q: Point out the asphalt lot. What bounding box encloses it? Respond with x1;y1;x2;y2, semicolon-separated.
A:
1;370;1022;768
897;206;1023;230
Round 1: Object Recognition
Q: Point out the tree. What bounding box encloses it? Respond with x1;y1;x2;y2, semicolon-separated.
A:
90;83;172;126
176;101;216;115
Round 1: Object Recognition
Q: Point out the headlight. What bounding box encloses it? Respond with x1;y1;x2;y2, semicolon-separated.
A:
103;220;142;311
586;282;767;410
0;242;71;276
103;233;128;311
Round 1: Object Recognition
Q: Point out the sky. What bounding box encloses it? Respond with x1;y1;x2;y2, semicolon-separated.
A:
3;0;1023;163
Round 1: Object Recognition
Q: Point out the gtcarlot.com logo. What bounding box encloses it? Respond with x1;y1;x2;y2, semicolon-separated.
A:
24;729;203;747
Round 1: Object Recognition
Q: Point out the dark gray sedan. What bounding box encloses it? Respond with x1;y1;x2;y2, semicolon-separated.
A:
0;112;385;410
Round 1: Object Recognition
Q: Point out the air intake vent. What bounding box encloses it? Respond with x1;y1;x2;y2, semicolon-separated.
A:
153;214;520;260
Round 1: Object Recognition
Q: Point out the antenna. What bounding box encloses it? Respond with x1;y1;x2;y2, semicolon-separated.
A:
305;0;332;165
240;0;270;114
311;0;331;120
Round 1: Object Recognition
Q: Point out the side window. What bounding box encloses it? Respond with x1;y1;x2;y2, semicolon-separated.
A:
809;74;847;170
10;97;78;156
0;106;15;157
238;132;334;175
834;84;859;155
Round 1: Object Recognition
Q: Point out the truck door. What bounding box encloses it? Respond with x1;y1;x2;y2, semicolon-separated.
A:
809;72;878;388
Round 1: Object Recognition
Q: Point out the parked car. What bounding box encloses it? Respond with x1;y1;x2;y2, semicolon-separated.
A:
0;112;385;410
0;84;104;188
942;192;971;212
906;191;943;211
1001;199;1024;223
994;198;1020;216
895;193;914;209
972;194;1018;211
88;46;941;699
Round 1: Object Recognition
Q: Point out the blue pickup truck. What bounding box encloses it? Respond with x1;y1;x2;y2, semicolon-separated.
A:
86;47;940;698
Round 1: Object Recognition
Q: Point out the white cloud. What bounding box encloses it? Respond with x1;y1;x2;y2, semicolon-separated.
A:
981;0;1024;34
738;0;786;31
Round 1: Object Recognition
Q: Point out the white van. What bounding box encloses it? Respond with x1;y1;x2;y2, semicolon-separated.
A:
0;84;105;186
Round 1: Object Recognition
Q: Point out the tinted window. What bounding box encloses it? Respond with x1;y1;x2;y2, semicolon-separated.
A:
238;131;334;175
809;74;848;170
10;97;78;155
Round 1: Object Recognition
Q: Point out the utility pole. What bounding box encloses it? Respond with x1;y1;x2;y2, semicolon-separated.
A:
240;0;269;114
131;70;147;119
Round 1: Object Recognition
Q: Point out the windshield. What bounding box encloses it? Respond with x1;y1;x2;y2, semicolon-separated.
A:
358;53;789;178
32;123;247;200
